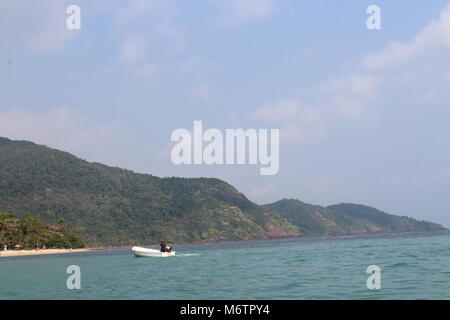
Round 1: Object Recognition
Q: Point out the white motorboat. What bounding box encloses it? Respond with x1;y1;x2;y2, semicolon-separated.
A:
132;246;176;258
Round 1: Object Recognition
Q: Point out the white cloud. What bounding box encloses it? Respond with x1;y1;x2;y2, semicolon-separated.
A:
0;1;76;52
114;0;183;80
115;0;183;53
211;0;277;26
363;4;450;70
256;4;450;144
254;74;379;143
114;0;177;24
256;99;319;124
30;28;74;52
278;125;304;143
0;107;120;159
318;75;379;119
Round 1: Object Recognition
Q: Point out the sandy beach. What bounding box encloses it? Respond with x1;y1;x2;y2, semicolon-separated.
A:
0;248;93;258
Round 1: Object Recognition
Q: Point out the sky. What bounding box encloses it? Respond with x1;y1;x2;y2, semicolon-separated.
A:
1;0;450;227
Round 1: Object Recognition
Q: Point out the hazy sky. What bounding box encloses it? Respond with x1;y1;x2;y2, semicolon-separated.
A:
1;0;450;227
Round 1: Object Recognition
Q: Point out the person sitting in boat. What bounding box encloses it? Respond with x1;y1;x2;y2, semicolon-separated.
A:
160;241;167;252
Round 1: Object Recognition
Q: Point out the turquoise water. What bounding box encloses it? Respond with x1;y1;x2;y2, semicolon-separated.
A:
1;232;449;299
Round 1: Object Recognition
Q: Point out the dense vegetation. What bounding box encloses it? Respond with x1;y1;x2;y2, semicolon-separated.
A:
0;137;445;247
0;212;84;249
328;203;444;232
265;199;445;237
0;138;298;246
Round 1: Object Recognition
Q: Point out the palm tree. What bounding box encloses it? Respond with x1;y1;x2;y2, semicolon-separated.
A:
19;213;45;249
0;213;20;248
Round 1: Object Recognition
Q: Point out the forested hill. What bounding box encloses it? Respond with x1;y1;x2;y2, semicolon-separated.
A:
0;137;299;246
265;199;445;237
0;137;445;246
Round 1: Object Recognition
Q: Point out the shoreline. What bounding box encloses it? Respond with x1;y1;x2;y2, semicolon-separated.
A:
0;248;100;258
1;230;448;259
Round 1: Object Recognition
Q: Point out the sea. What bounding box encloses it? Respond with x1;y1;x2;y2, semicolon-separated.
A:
1;232;449;300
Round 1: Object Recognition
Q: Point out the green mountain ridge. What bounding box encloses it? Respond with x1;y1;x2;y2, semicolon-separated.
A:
0;137;299;246
0;137;446;246
265;199;445;237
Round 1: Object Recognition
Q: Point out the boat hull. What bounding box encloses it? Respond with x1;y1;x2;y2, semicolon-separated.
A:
132;246;175;258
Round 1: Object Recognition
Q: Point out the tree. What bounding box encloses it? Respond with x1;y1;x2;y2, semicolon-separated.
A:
20;213;46;249
0;213;21;247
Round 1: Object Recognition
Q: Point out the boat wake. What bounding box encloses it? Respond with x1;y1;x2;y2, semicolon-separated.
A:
176;253;201;257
